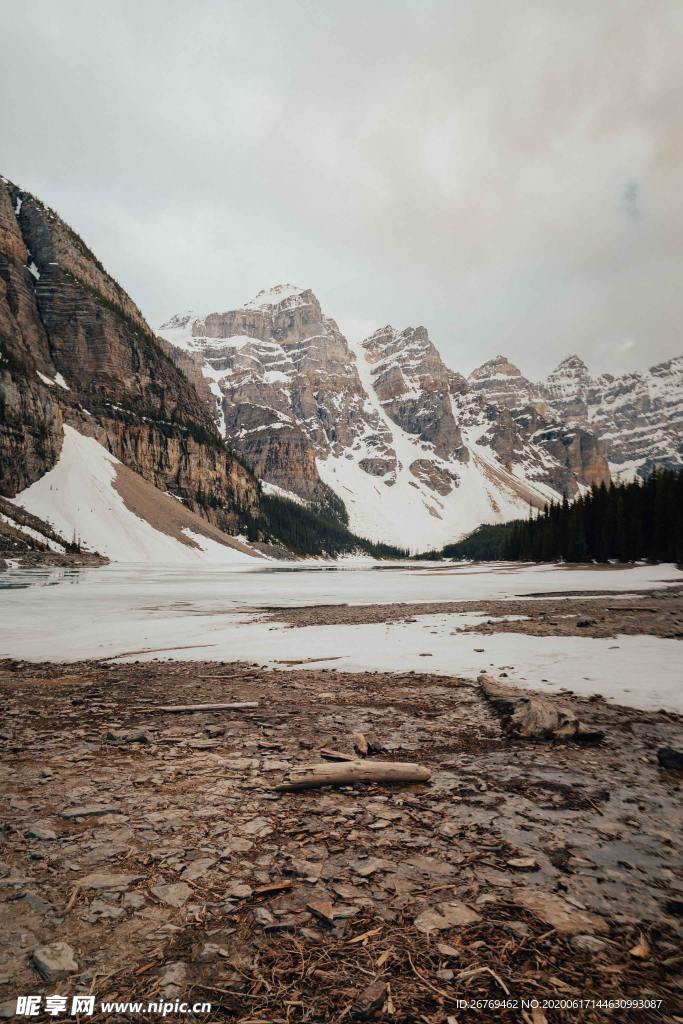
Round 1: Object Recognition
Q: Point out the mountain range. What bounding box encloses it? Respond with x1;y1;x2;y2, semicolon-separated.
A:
1;176;680;559
159;288;681;548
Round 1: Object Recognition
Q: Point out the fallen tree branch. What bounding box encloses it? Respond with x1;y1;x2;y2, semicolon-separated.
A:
140;702;259;714
274;760;431;791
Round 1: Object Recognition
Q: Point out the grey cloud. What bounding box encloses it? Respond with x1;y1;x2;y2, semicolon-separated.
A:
1;0;681;379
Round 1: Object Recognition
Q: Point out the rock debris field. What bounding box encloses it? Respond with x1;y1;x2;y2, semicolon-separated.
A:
1;660;681;1022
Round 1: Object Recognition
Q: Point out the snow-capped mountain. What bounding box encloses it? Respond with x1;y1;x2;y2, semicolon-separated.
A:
159;287;619;549
543;355;683;481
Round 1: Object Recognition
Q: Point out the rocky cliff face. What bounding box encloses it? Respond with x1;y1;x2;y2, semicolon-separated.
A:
543;355;683;480
0;176;259;534
468;355;551;415
362;325;467;460
0;181;64;494
462;357;610;496
160;286;394;511
160;288;615;548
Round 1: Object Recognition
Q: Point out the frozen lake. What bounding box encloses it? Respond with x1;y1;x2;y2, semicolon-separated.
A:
1;561;681;713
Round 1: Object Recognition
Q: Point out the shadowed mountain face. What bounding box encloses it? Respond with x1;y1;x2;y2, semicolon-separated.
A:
0;175;259;536
159;290;629;548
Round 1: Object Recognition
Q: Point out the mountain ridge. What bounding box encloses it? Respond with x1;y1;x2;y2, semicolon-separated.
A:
162;285;679;549
3;170;679;557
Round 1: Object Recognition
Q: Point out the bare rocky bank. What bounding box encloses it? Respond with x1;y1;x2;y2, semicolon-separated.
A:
1;660;681;1022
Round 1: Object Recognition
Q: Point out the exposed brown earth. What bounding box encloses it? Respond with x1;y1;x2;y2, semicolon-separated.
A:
1;660;681;1022
111;461;258;558
257;584;683;640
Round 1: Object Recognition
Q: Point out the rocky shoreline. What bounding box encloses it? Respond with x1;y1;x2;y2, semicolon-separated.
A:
1;659;681;1021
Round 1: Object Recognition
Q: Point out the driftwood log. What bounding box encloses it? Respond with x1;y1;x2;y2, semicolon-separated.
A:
478;674;604;744
274;760;432;791
141;702;259;713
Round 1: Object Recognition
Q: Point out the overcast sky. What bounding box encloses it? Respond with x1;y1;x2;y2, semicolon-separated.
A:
2;0;681;378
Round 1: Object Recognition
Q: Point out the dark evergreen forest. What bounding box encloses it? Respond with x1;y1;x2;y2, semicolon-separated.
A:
247;494;409;559
433;468;683;563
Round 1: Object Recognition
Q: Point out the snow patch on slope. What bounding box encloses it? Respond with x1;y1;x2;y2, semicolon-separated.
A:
12;426;258;564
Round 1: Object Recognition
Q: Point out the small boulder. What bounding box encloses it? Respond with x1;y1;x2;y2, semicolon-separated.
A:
30;942;78;982
506;857;539;871
415;901;480;934
181;857;216;882
105;728;152;744
151;882;193;908
351;979;388;1019
571;934;608;954
158;961;187;999
25;823;57;841
657;747;683;771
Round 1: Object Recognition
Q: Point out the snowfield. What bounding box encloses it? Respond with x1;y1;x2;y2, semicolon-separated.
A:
1;561;680;713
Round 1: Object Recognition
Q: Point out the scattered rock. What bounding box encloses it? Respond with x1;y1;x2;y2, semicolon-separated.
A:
30;941;78;981
60;804;118;819
239;817;273;838
514;890;608;936
86;899;125;921
225;882;252;899
506;856;539;871
123;891;146;910
657;747;683;771
158;961;187;998
181;857;216;881
151;882;193;907
106;728;152;743
22;892;53;915
351;979;388;1019
307;900;336;924
597;822;622;840
414;902;480;933
25;823;57;841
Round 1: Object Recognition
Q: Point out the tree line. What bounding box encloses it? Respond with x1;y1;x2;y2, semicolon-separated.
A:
437;468;683;563
245;493;409;559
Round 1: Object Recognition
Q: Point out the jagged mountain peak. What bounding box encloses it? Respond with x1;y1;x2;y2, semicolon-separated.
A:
243;283;312;310
469;355;523;380
553;354;590;373
545;354;594;394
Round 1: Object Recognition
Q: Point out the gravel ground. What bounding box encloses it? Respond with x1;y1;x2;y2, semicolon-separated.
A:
1;659;681;1022
258;585;683;639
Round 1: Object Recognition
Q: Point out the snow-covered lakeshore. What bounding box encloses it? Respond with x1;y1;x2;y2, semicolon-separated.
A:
1;561;681;713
